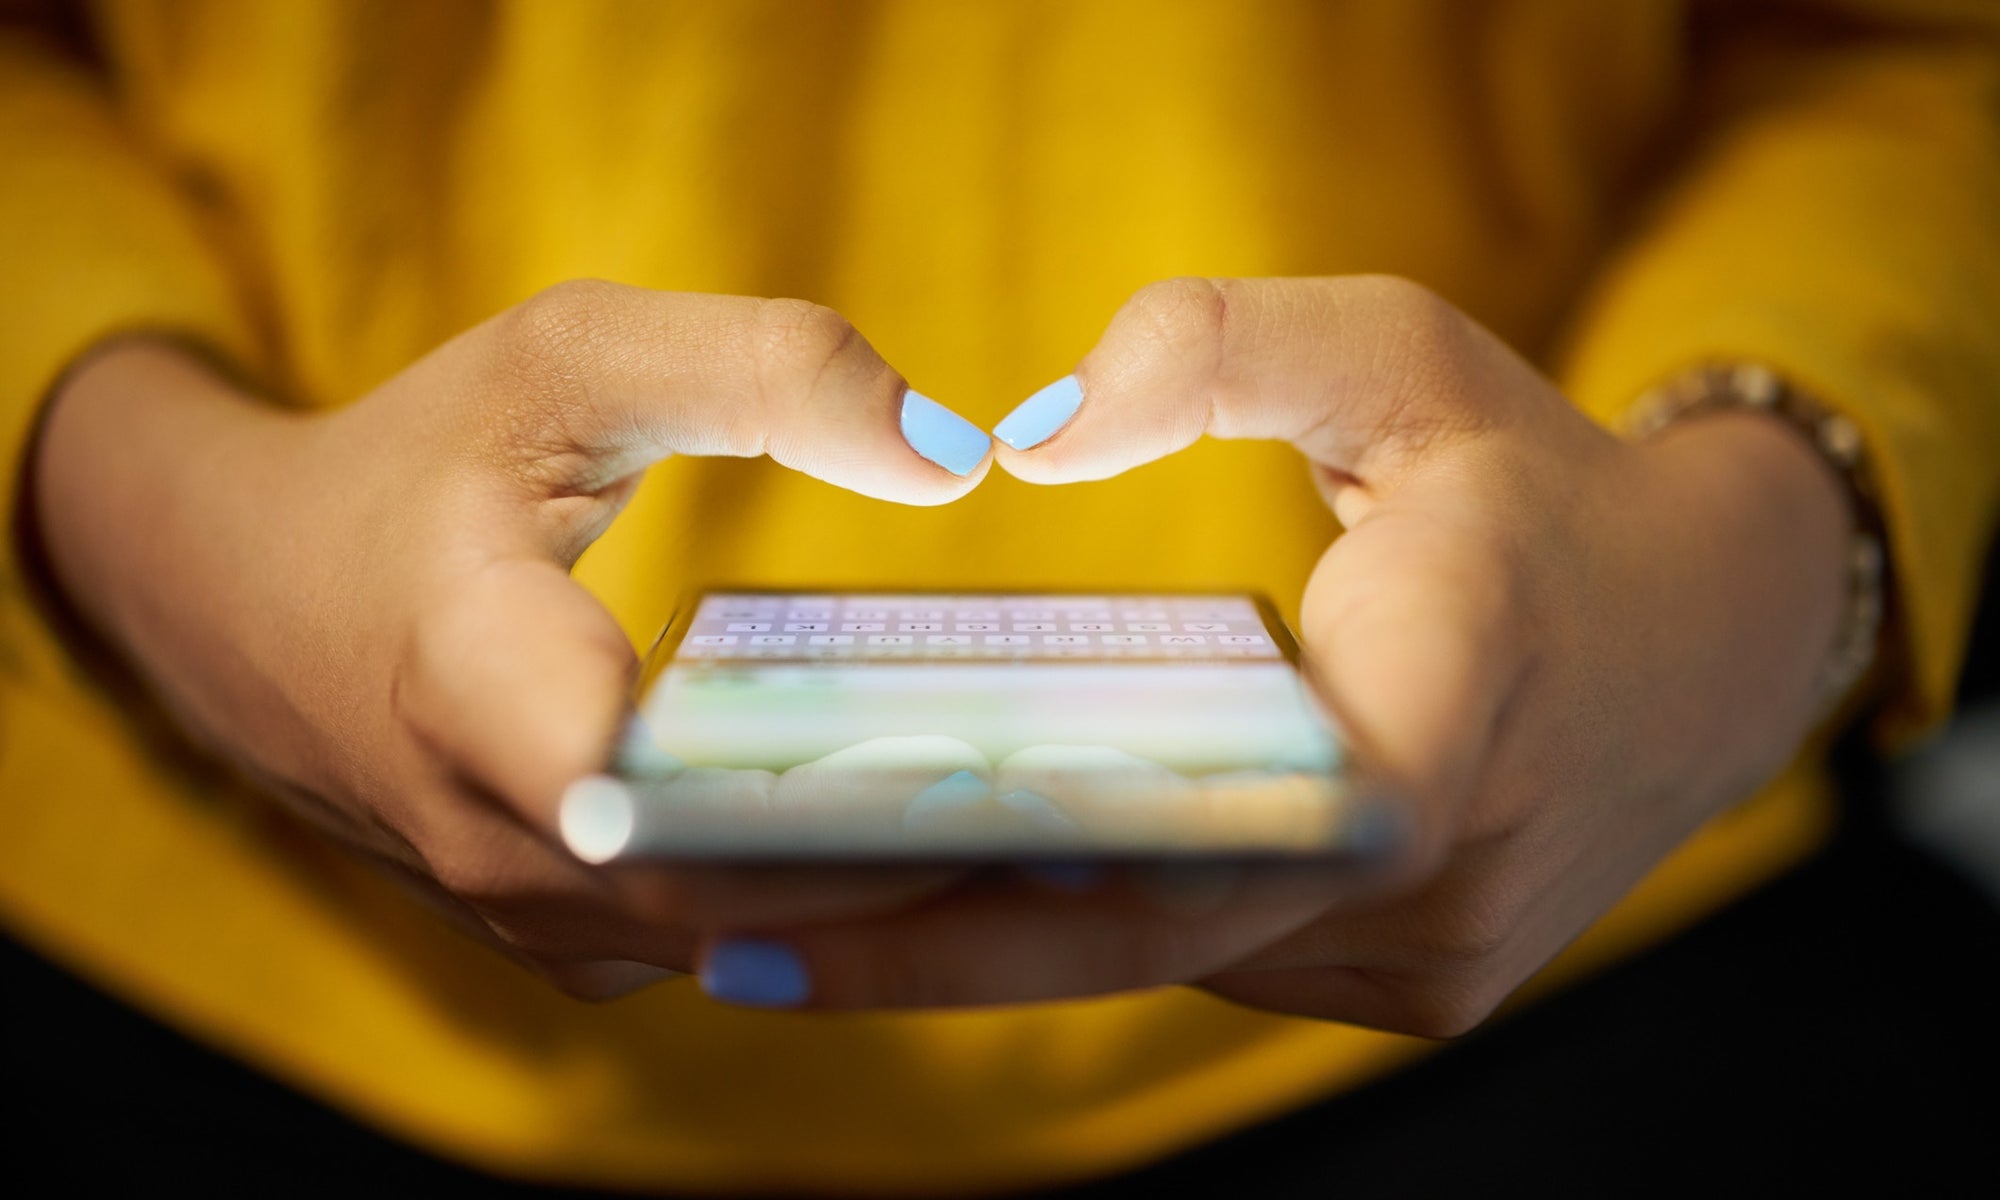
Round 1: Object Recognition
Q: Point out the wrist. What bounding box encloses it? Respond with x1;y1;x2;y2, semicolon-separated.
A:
1628;364;1884;722
31;339;302;673
1622;408;1855;793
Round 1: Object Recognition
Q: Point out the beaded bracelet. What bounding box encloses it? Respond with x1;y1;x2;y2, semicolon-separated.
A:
1625;363;1887;720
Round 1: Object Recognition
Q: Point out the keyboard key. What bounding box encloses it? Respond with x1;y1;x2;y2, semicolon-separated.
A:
679;592;1287;663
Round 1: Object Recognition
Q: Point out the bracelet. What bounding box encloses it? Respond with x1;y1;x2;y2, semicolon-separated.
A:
1625;363;1887;720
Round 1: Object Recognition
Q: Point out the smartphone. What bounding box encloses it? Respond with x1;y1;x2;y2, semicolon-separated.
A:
560;589;1374;862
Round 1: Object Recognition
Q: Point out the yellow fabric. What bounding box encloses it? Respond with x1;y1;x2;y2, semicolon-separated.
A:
1;1;1995;1193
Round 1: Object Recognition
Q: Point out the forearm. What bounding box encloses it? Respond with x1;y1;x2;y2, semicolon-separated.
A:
27;340;325;767
37;343;267;628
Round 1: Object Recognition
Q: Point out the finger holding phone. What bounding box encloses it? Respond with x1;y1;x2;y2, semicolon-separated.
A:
30;281;998;997
690;276;1855;1035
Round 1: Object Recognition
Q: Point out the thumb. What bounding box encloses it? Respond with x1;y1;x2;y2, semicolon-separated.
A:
397;556;636;833
1296;492;1528;877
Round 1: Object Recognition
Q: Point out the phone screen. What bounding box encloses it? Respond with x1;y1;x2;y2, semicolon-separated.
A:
562;590;1366;861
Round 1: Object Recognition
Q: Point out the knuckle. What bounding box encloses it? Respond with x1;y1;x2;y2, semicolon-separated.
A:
1122;276;1229;359
1344;274;1472;372
503;278;624;376
1418;891;1518;970
1347;275;1461;353
750;300;900;465
393;598;462;731
485;280;635;468
428;849;512;911
1355;955;1511;1039
1336;274;1489;456
754;298;867;397
396;583;491;719
1392;978;1505;1039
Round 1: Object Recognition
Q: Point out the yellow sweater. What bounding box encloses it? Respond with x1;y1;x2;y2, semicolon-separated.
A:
2;1;1997;1193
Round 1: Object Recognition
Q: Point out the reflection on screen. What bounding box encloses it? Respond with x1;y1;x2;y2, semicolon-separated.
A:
564;593;1361;860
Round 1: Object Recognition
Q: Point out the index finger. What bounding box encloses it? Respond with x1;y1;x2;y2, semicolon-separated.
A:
992;275;1512;486
439;282;993;520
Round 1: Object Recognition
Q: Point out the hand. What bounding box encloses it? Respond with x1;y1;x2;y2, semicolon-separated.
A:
31;281;997;997
693;276;1854;1034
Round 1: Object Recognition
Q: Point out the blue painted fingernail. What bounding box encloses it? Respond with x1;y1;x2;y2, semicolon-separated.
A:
900;390;991;476
996;787;1078;832
993;375;1084;450
904;768;992;831
912;769;991;808
701;939;811;1008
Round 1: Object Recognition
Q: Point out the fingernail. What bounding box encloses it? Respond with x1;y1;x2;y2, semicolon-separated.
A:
915;768;992;806
993;375;1084;450
904;768;992;832
1022;862;1101;891
995;787;1078;832
900;390;991;476
559;775;637;864
701;939;811;1008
